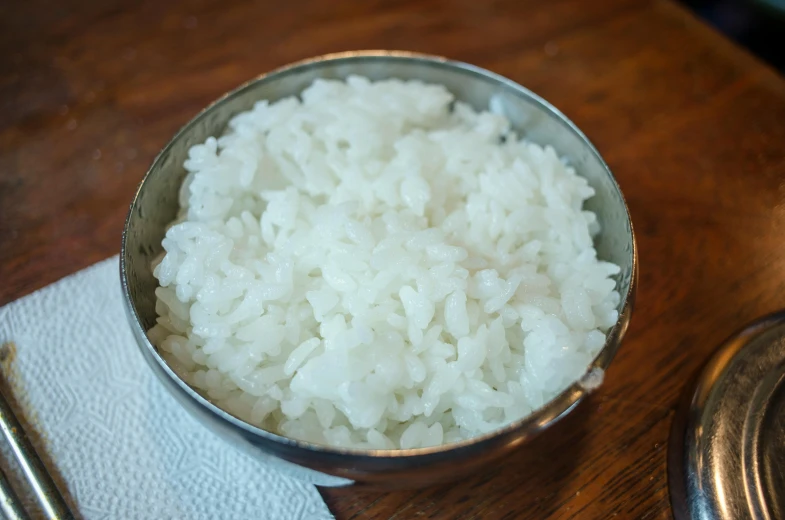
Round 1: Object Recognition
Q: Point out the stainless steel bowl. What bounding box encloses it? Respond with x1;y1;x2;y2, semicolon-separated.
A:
121;50;637;488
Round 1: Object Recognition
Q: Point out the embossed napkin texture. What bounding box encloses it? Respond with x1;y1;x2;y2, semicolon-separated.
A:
0;256;333;520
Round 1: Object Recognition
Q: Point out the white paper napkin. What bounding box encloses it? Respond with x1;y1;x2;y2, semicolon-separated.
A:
0;256;334;520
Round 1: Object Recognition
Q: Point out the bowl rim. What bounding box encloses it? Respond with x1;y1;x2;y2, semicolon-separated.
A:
121;49;638;459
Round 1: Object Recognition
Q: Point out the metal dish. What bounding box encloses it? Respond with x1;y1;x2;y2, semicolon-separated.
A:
120;50;638;488
669;311;785;520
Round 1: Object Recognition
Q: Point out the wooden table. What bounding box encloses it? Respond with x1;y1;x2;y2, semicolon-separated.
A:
3;0;785;518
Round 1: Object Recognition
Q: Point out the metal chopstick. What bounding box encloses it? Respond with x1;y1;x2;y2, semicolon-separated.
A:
0;465;30;520
0;387;74;520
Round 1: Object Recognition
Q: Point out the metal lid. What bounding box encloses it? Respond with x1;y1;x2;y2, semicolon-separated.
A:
669;312;785;520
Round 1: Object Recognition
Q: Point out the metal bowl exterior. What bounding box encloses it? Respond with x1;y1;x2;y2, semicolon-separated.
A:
121;51;638;488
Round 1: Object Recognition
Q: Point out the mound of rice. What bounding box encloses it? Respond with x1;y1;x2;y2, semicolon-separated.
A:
149;76;621;449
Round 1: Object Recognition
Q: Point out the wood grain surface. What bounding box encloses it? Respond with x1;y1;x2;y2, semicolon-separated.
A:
3;0;785;518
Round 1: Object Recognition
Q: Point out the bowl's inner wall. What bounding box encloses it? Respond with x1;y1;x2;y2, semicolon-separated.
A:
125;55;634;338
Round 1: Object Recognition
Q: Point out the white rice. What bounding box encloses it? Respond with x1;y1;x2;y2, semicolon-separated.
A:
149;76;621;450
